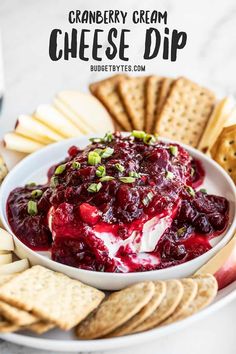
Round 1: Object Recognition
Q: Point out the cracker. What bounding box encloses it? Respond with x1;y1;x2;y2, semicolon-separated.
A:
0;156;8;184
90;75;132;131
211;124;236;183
0;265;105;330
0;318;18;333
76;281;155;339
27;322;55;334
0;274;39;326
174;274;218;321
145;76;163;132
160;278;198;326
118;76;148;130
107;281;166;337
155;77;215;147
132;279;184;333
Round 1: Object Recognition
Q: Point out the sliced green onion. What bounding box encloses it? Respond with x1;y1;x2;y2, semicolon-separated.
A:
27;200;38;216
88;151;101;166
131;130;146;139
26;182;36;187
50;176;58;188
55;164;66;175
72;161;81;170
169;146;178;157
166;171;174;180
177;226;186;236
100;147;114;158
31;189;43;199
119;177;136;183
190;167;195;177
87;182;102;193
186;186;195;197
129;171;141;178
143;134;156;145
94;148;103;156
103;132;114;142
142;192;154;206
99;176;115;182
200;188;207;194
115;163;125;173
96;165;106;178
89;137;102;143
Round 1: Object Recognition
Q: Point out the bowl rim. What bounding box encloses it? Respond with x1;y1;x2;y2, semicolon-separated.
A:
0;134;236;279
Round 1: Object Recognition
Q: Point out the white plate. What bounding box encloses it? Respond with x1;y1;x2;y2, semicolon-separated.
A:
0;280;236;352
0;136;235;290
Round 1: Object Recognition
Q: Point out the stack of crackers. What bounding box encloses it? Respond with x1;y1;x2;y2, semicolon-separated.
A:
90;74;236;184
90;75;216;148
0;265;217;338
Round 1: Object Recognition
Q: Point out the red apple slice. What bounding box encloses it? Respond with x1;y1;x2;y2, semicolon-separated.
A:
195;234;236;289
0;259;29;275
55;91;114;134
15;115;64;144
4;132;45;153
34;104;83;138
0;228;14;251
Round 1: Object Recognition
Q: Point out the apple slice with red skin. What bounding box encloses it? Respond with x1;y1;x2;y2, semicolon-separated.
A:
195;234;236;290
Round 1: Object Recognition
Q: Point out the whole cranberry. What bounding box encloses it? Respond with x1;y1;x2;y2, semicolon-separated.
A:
193;215;211;234
208;213;226;231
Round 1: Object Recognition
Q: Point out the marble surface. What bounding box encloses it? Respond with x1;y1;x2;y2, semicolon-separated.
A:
0;0;236;353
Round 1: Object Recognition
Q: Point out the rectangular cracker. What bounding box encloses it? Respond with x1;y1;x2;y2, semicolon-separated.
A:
155;77;215;147
89;75;133;131
0;265;105;330
118;76;148;130
145;76;163;132
27;322;55;334
0;274;39;326
0;318;18;333
211;124;236;183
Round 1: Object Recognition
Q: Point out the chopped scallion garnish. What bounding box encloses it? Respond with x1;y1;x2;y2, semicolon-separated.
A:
27;200;38;216
50;176;58;188
88;151;101;166
31;189;43;199
177;227;187;236
100;147;114;159
186;186;195;197
87;182;102;193
115;163;125;173
99;176;115;182
119;177;136;183
54;164;66;175
72;161;81;170
96;165;106;178
169;146;178;157
143;134;156;145
131;130;146;139
200;188;207;194
103;132;114;142
26;182;36;187
89;137;102;143
129;171;141;178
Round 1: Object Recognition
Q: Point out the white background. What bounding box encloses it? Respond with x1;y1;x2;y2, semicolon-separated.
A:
0;0;236;353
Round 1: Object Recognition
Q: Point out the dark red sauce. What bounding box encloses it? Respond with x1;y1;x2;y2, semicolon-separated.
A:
6;133;229;272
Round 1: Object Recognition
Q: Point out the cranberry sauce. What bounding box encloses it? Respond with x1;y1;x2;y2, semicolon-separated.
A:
6;132;229;272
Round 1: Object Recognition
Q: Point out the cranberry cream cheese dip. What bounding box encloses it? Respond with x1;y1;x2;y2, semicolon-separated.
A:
6;132;229;273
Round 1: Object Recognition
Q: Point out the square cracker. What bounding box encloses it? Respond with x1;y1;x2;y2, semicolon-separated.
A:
27;321;55;334
0;265;105;330
0;274;39;326
155;77;215;147
0;318;18;333
211;124;236;183
145;76;163;132
89;75;133;131
118;76;148;130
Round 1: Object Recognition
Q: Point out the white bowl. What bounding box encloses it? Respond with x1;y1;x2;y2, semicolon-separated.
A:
0;136;235;290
